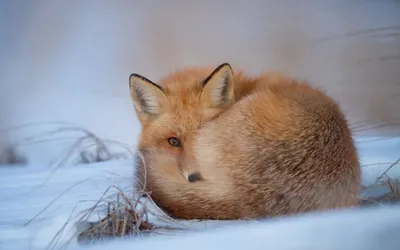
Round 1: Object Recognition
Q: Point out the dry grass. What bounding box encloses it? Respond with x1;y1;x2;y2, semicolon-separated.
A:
0;144;27;165
21;125;132;166
74;185;155;245
45;153;189;250
349;119;400;205
47;151;400;249
360;178;400;206
360;158;400;206
349;117;400;137
67;158;400;249
5;124;137;192
376;178;400;203
1;122;133;167
77;200;154;243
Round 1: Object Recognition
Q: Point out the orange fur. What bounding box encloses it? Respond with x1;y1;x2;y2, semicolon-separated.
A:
129;63;361;220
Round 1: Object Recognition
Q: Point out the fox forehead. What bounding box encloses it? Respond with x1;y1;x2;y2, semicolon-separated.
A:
157;110;204;135
157;68;214;108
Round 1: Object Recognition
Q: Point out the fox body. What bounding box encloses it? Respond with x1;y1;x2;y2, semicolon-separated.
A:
129;63;361;220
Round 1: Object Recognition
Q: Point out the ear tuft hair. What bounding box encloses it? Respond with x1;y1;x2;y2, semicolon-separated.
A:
200;63;235;109
129;73;168;122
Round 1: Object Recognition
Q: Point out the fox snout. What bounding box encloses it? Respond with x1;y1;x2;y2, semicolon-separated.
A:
177;135;204;183
178;156;203;183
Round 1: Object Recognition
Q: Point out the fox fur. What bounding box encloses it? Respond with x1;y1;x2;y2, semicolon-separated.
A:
129;63;361;220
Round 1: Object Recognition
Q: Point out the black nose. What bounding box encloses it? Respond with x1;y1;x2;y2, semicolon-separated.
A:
188;172;203;183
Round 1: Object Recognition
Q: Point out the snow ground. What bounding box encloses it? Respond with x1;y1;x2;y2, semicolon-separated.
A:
1;1;399;249
0;136;399;250
74;205;400;250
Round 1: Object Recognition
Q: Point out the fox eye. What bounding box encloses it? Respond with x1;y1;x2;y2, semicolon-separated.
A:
168;137;181;147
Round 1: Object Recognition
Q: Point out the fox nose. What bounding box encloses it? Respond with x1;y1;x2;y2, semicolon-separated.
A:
188;172;203;183
179;157;203;183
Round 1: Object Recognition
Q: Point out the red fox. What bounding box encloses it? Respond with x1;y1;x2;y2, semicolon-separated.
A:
129;63;361;220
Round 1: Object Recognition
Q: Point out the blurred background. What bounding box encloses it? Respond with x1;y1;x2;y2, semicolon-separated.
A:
0;0;399;165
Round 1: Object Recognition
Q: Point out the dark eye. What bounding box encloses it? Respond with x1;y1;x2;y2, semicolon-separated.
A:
168;137;181;147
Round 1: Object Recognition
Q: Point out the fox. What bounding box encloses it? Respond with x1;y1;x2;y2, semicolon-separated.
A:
129;63;361;220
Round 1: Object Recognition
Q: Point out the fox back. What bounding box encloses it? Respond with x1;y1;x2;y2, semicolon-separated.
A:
129;63;361;219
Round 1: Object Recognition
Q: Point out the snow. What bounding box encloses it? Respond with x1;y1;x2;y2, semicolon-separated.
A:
0;160;133;250
0;136;399;250
356;137;400;187
73;205;400;250
1;1;400;249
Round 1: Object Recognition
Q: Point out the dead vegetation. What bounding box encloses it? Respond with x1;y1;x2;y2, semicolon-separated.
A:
1;122;134;167
371;178;400;204
349;117;400;136
360;158;400;206
74;186;156;245
71;154;400;247
21;125;132;166
43;153;188;250
0;144;27;165
77;201;154;243
360;178;400;206
56;157;400;250
349;119;400;205
53;186;186;249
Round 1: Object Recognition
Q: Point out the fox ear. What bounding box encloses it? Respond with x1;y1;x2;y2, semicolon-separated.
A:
200;63;235;109
129;73;168;123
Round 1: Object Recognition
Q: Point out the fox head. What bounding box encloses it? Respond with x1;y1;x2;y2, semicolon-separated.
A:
129;63;235;191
